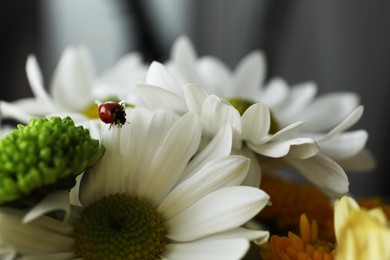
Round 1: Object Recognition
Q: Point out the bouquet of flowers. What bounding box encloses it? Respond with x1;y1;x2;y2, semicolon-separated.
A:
0;36;386;260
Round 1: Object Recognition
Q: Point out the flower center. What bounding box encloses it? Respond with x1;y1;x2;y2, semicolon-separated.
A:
74;193;167;259
226;97;279;134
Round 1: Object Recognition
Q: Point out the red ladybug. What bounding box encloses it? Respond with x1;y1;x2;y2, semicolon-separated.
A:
98;101;127;128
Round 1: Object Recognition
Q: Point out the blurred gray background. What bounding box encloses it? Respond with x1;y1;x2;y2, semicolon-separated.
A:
1;0;390;197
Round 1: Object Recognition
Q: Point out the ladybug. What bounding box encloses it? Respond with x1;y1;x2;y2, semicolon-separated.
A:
98;101;127;128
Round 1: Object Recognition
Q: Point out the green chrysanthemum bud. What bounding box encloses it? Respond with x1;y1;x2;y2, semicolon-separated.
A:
227;97;279;134
0;116;105;208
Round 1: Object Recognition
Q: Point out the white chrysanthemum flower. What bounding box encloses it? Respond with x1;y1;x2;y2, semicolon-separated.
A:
135;62;348;196
0;46;96;125
0;108;269;259
166;36;375;173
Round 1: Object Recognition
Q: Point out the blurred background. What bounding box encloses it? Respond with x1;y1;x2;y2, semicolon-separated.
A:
1;0;390;197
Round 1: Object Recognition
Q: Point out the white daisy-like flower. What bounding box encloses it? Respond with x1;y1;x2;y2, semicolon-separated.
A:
0;46;96;125
135;62;348;196
0;107;269;259
166;36;375;173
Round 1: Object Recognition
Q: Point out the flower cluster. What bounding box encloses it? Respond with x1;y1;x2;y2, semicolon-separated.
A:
0;36;382;259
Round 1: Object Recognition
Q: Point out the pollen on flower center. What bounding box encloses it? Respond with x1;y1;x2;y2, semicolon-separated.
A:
226;97;279;134
74;193;167;259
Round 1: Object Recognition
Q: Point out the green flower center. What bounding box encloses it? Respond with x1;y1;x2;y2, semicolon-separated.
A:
74;193;167;259
226;97;279;134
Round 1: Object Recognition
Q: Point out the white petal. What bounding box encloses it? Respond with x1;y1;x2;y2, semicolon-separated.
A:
50;46;95;111
19;252;77;260
135;84;188;113
317;106;364;142
163;239;249;260
145;61;183;96
139;113;201;205
197;57;231;97
167;186;269;241
275;81;317;121
0;101;34;124
232;146;262;187
169;35;202;85
268;121;305;142
319;130;368;160
286;153;349;197
241;103;270;142
201;96;242;148
0;208;74;256
23;191;71;224
0;245;16;260
287;92;360;132
337;149;376;172
181;125;233;180
183;84;209;114
249;137;318;159
25;55;57;111
233;51;266;99
99;52;145;84
260;77;289;108
159;155;249;219
13;97;50;116
200;227;269;245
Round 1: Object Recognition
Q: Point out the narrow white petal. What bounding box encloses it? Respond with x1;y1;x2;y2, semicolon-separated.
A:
13;97;50;115
159;155;250;219
135;84;188;113
182;125;232;180
167;186;269;241
319;130;368;160
249;137;318;158
337;149;376;172
275;81;317;121
201;96;242;148
233;51;266;99
139;113;201;205
241;103;270;142
146;61;184;96
23;191;71;224
79;126;124;205
183;84;209;114
260;77;289;108
287;92;360;132
268;121;305;142
200;227;269;245
50;46;95;111
286;153;349;197
19;252;77;260
169;36;202;85
99;52;145;84
163;239;249;260
25;55;57;111
0;246;16;260
317;106;364;142
233;147;262;187
197;57;231;97
0;101;34;124
0;208;74;255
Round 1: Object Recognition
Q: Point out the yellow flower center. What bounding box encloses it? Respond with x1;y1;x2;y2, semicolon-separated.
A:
74;193;167;259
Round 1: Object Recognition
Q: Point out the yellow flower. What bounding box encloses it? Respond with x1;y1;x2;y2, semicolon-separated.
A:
334;196;390;260
260;213;336;260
